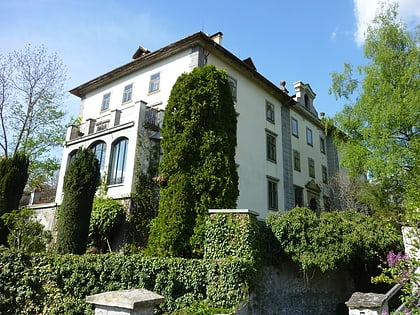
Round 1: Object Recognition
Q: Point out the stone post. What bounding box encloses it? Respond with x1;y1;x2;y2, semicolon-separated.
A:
86;288;164;315
345;292;388;315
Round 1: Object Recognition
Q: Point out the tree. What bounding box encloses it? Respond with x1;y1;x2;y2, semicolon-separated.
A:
56;148;99;254
88;196;126;253
147;65;239;258
0;152;29;245
0;45;67;187
329;3;420;219
1;208;52;252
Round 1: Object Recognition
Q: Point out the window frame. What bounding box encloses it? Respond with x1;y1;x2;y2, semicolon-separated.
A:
294;185;304;207
322;165;328;184
149;72;160;93
90;141;107;177
291;118;299;137
101;92;111;111
266;131;277;163
266;100;275;123
267;177;279;211
320;137;326;154
228;75;237;102
308;158;315;178
306;127;313;146
293;150;301;172
108;138;128;185
122;83;133;103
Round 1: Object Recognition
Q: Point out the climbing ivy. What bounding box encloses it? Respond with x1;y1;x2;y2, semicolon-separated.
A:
266;207;403;272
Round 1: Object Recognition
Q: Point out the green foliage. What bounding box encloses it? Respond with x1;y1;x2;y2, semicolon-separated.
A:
0;152;29;245
1;208;51;252
204;213;261;266
89;197;126;252
56;148;100;254
0;250;252;315
0;45;67;187
148;65;238;258
329;3;420;218
266;208;403;272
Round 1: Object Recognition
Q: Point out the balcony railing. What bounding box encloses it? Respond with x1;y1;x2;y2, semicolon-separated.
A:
145;107;160;130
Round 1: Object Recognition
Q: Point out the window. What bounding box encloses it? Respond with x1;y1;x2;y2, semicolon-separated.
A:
266;131;277;162
101;92;111;111
122;83;133;103
149;72;160;93
291;118;298;137
293;150;301;172
66;149;78;168
108;138;128;185
294;186;303;207
228;76;237;101
304;94;310;109
320;137;326;154
322;165;328;183
90;141;107;176
308;158;315;178
306;127;313;146
267;178;278;210
266;101;275;123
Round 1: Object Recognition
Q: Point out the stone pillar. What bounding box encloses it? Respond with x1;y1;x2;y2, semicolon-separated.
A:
86;288;164;315
345;292;388;315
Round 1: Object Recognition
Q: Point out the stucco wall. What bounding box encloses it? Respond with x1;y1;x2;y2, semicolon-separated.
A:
248;263;354;315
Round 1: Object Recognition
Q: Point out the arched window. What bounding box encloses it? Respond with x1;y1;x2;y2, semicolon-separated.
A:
108;138;128;185
90;141;107;176
66;149;78;168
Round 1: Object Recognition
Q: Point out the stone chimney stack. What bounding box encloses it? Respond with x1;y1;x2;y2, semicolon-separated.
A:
210;32;223;45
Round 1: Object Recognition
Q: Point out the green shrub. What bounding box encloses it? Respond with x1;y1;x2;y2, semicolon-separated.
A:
147;65;239;258
0;250;252;315
266;207;403;272
56;148;100;254
0;152;29;245
89;197;126;252
1;208;51;252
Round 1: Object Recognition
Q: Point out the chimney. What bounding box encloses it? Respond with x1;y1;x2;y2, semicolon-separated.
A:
280;81;289;94
132;46;150;60
210;32;223;45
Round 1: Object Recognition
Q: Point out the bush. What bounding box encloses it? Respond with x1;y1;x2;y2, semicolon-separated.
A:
0;250;252;315
1;208;51;252
89;197;126;252
56;148;100;254
147;65;238;258
266;207;403;272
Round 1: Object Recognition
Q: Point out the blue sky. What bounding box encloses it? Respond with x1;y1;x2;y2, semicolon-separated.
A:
1;0;419;120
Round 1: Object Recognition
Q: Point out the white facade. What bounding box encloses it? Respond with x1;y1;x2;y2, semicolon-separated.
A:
56;31;339;219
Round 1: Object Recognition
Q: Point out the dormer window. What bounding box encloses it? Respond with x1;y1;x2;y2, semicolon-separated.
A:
304;94;310;109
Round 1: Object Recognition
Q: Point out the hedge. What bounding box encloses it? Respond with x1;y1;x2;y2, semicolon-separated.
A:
0;249;253;315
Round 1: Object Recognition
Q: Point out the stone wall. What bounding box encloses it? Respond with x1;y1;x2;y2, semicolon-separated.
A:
248;263;355;315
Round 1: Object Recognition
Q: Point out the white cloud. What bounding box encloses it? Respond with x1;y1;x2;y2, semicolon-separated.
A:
353;0;420;46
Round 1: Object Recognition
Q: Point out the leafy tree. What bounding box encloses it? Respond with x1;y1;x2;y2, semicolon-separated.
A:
0;152;29;245
0;45;67;187
56;148;99;254
1;208;51;252
329;3;420;220
147;65;239;258
266;207;402;273
88;196;126;252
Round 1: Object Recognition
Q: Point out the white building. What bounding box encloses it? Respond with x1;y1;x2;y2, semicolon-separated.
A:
55;31;339;219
